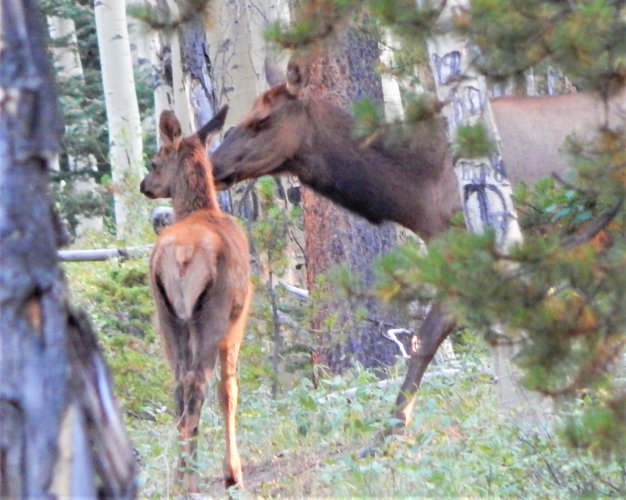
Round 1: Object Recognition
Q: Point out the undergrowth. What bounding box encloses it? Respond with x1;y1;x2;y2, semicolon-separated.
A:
63;234;625;498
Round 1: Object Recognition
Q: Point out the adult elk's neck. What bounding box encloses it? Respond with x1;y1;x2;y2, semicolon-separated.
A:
172;143;221;220
294;102;460;240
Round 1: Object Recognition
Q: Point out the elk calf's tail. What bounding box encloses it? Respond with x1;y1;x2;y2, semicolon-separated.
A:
153;228;220;321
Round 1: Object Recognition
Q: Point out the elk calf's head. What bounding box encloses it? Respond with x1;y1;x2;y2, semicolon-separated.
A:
140;106;229;199
211;84;308;188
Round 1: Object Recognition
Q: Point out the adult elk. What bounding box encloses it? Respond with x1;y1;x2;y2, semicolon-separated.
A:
140;106;252;491
210;60;625;428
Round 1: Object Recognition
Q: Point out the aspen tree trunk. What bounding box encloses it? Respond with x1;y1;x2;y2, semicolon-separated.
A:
161;1;217;135
47;16;104;236
379;31;405;122
0;2;135;496
425;0;549;422
206;0;306;283
302;27;403;373
94;0;144;240
206;0;290;127
380;33;457;365
144;0;238;215
146;0;175;123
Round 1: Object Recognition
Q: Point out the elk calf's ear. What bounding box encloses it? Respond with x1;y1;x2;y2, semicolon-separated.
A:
197;105;229;145
159;111;183;148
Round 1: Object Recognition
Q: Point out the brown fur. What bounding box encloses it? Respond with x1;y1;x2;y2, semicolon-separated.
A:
211;78;625;241
210;61;625;431
213;83;458;239
140;106;251;491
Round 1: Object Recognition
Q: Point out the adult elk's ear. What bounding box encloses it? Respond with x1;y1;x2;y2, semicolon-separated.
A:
286;56;310;97
197;105;229;145
264;57;285;87
159;111;182;149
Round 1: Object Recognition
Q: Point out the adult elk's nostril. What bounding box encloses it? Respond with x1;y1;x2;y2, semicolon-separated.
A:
139;179;146;193
221;174;237;187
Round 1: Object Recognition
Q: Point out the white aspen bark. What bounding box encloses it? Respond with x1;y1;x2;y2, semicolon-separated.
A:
526;68;538;97
47;17;83;80
126;1;152;68
48;16;104;236
425;0;550;424
94;0;144;240
379;31;405;122
162;0;193;133
380;32;458;363
206;0;290;127
205;0;306;285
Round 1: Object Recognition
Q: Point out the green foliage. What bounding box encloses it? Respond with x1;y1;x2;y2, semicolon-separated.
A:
249;177;308;394
455;123;494;158
403;92;444;123
125;359;626;497
352;98;382;138
292;0;626;458
515;178;594;232
376;162;626;456
464;0;626;89
65;254;171;418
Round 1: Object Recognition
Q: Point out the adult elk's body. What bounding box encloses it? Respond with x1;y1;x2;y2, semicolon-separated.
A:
210;63;625;427
140;106;251;490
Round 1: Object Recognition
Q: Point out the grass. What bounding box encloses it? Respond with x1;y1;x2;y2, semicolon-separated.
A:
128;358;626;498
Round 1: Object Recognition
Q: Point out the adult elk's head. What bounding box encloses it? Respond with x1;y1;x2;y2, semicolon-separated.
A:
139;106;229;199
211;62;310;188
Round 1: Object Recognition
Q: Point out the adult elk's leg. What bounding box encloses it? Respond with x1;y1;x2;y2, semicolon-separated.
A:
392;301;456;429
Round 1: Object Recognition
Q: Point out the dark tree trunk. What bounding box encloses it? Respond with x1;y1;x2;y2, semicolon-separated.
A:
0;2;135;497
303;27;403;374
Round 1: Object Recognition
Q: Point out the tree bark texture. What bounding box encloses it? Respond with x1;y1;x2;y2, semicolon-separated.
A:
147;0;175;123
94;0;145;240
0;2;135;497
207;0;291;128
205;0;294;220
302;27;404;373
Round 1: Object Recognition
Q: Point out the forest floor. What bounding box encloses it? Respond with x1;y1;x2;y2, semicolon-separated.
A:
127;358;625;499
63;256;625;498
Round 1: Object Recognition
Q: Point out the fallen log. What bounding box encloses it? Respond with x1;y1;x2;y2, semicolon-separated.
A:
58;245;153;262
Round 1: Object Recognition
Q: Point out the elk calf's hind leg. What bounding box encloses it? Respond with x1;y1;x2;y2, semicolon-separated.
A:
219;343;243;489
175;370;209;493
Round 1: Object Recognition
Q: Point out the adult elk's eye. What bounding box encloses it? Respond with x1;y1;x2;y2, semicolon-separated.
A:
253;116;271;131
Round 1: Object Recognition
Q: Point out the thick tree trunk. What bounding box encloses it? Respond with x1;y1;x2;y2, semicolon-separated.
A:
0;2;135;497
302;27;404;373
94;0;145;240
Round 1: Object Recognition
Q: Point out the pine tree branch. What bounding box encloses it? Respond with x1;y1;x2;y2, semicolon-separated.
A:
562;196;624;249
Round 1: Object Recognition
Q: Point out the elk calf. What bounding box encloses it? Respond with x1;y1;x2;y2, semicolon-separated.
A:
140;106;251;491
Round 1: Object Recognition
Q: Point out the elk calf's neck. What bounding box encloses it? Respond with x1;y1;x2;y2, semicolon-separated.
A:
140;105;251;492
